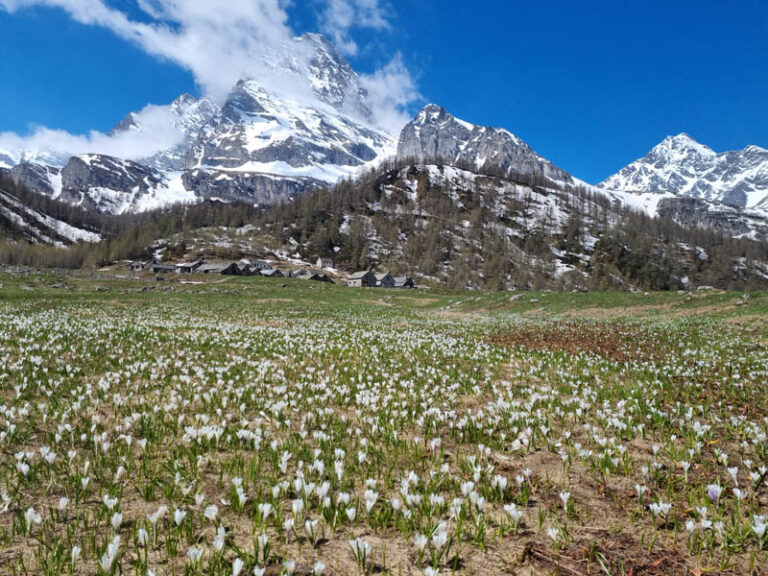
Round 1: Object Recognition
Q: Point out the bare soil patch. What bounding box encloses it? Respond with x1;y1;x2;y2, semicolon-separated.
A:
487;323;660;362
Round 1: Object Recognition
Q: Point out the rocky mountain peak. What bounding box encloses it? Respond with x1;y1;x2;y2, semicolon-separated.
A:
649;133;717;163
413;103;457;123
398;105;572;185
399;105;473;159
743;144;768;156
221;80;268;122
298;32;366;112
169;94;219;123
171;93;198;108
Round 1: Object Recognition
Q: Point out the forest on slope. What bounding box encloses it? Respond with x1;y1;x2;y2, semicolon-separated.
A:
1;163;767;291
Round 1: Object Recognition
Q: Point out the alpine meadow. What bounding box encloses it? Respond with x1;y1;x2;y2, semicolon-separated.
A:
0;278;767;575
0;1;767;575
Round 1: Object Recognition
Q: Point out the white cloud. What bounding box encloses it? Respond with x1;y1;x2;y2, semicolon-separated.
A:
0;0;296;101
360;53;419;134
0;104;185;164
0;0;419;160
317;0;390;56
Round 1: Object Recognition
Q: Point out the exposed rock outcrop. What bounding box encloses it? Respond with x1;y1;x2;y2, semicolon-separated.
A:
182;169;325;205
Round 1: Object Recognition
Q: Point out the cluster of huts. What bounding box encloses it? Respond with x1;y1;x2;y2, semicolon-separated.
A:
347;271;414;289
128;259;414;288
129;259;288;278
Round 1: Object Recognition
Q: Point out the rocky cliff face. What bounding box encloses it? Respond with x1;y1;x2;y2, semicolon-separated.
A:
54;155;193;214
397;104;574;185
182;169;325;205
11;154;324;214
10;163;61;197
60;155;162;195
601;134;768;209
655;196;768;239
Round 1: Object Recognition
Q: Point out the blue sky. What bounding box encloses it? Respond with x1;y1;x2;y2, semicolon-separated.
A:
0;0;767;183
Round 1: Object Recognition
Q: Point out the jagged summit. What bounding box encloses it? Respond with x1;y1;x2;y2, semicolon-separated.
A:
663;133;703;145
649;133;717;162
398;104;571;184
412;103;461;123
744;144;768;155
297;32;370;116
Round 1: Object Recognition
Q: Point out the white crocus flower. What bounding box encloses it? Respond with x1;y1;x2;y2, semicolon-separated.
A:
24;507;42;529
204;505;219;522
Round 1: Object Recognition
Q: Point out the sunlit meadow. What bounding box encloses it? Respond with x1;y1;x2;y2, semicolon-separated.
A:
0;274;766;575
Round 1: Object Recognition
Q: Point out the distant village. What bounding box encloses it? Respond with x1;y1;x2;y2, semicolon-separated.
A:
127;258;416;289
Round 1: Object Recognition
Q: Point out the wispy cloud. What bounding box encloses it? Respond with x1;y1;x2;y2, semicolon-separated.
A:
317;0;390;56
0;104;186;164
360;53;420;134
0;0;419;160
0;0;297;101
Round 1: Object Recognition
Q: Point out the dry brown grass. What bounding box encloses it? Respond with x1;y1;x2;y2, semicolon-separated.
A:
487;323;662;363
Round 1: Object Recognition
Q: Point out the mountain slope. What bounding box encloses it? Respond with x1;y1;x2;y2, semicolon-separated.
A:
189;161;768;291
0;177;102;246
601;134;768;209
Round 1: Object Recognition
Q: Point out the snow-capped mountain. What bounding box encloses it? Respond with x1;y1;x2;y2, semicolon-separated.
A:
185;78;393;181
6;32;395;214
3;27;767;245
601;134;768;209
178;33;394;183
398;104;574;186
